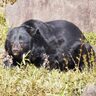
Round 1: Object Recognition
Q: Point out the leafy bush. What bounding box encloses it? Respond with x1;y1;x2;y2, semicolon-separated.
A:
0;65;95;96
0;0;17;7
84;32;96;46
0;13;8;47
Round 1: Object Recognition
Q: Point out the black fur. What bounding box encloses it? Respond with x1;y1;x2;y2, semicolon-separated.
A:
4;19;95;70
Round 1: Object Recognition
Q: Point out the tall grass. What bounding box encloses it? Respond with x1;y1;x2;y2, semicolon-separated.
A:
0;13;8;47
0;64;96;96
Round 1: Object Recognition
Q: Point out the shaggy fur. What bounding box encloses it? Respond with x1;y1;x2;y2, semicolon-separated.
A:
4;19;95;70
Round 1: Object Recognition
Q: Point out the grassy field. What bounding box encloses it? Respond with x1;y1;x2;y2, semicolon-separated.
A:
0;9;96;96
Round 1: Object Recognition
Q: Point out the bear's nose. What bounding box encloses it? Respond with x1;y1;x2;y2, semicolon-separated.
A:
12;47;20;55
12;43;21;55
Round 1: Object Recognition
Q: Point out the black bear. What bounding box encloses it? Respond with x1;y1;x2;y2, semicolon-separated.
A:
3;19;95;71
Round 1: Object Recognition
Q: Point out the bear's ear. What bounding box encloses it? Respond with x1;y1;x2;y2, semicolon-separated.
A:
30;28;40;36
28;27;40;36
23;25;40;36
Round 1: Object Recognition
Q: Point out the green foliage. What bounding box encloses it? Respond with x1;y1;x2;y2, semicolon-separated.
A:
84;32;96;46
0;65;95;96
0;13;8;47
0;13;6;25
0;0;17;7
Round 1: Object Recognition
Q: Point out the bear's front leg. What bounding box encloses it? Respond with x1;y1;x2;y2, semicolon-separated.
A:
3;52;13;68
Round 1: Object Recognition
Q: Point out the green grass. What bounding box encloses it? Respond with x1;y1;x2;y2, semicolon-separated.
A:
84;32;96;46
0;13;8;48
0;65;96;96
0;12;96;96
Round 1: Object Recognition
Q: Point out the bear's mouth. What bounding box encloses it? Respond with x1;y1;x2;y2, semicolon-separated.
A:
12;50;21;56
13;51;19;56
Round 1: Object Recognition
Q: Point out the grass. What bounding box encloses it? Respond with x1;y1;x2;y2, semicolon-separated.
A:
0;12;96;96
0;65;96;96
0;13;8;48
84;32;96;46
